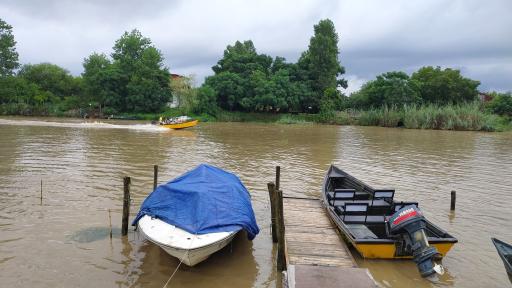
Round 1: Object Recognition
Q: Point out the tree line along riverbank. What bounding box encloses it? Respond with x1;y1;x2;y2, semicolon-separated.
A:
1;17;511;131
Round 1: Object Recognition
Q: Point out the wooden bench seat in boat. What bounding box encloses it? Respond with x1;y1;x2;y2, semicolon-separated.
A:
327;189;356;205
346;224;379;239
334;203;386;224
331;199;391;207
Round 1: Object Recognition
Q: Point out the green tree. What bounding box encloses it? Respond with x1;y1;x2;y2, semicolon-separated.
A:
194;85;218;115
0;18;20;77
113;30;171;112
350;71;421;108
170;75;197;112
212;40;272;77
411;66;480;105
18;63;77;99
82;29;172;113
82;53;120;113
0;76;39;104
300;19;347;111
486;92;512;117
205;71;245;111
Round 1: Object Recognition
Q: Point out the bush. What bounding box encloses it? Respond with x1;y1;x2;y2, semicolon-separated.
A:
486;92;512;117
403;103;488;130
276;114;312;124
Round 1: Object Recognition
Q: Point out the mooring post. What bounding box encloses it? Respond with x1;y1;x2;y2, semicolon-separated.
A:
122;177;131;236
153;165;158;191
40;179;43;204
275;166;281;191
267;182;278;243
275;189;286;271
108;209;113;239
450;190;456;210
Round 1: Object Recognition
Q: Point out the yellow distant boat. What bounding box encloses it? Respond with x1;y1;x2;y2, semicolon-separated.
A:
159;116;199;130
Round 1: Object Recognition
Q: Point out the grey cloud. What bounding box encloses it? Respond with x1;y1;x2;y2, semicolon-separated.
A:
1;0;510;91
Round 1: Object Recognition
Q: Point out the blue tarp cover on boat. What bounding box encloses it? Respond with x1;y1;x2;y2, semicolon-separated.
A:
132;164;259;240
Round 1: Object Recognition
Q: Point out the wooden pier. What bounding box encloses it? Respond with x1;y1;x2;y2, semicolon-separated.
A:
268;167;377;288
283;197;355;267
281;197;377;288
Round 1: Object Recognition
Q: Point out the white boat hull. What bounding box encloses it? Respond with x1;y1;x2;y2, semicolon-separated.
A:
137;215;238;266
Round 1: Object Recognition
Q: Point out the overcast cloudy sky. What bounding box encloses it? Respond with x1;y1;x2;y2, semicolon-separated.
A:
2;0;511;93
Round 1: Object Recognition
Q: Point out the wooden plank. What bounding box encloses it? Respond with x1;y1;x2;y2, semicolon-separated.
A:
291;265;378;288
288;255;354;267
286;233;343;246
285;226;339;235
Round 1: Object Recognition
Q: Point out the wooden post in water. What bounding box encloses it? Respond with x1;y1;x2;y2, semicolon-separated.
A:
275;166;281;191
275;189;286;271
40;179;43;204
122;177;131;236
108;209;113;239
450;190;456;210
153;165;158;191
267;182;278;243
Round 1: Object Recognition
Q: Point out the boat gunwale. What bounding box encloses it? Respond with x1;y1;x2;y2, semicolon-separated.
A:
491;237;512;274
137;218;239;252
159;119;198;129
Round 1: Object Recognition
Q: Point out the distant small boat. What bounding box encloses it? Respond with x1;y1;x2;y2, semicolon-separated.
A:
159;116;198;129
492;238;512;275
133;164;259;266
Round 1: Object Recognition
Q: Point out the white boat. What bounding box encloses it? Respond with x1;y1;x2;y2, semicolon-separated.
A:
132;164;259;266
137;215;239;266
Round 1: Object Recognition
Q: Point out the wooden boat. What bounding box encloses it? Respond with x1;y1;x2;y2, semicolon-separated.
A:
322;165;457;260
492;238;512;275
159;116;198;129
137;215;238;266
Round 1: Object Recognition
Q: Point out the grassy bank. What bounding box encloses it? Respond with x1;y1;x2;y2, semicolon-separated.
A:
2;102;510;132
355;104;510;131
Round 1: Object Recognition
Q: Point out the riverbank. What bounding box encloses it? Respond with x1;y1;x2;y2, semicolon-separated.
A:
2;103;510;132
123;103;511;132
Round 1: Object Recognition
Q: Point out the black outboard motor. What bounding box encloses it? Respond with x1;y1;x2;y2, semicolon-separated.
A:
388;205;444;277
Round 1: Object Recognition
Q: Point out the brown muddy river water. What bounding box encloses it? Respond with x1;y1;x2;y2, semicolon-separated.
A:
0;117;511;288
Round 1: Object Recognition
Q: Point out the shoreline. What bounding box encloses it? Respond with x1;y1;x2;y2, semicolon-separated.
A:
2;108;510;132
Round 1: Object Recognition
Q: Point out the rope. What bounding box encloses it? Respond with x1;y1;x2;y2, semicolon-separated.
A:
162;232;198;288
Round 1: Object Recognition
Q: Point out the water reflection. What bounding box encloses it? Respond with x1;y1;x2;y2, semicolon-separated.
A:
132;232;258;288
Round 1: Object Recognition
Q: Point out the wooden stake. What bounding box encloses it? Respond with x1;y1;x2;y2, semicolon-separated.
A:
153;165;158;191
122;177;131;236
267;182;278;243
275;189;286;271
108;209;113;239
275;166;281;191
450;190;456;210
40;179;43;204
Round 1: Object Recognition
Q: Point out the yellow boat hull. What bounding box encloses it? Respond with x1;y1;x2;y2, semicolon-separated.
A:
353;242;455;259
160;119;199;130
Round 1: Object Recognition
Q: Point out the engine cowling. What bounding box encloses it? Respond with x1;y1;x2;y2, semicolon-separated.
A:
387;205;443;277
